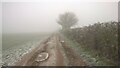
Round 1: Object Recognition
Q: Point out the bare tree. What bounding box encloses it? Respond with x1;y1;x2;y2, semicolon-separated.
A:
57;12;78;30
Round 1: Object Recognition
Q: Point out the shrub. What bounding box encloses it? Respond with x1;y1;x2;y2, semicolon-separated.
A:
63;21;118;64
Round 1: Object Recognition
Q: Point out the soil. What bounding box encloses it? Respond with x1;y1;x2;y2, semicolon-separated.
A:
15;34;86;66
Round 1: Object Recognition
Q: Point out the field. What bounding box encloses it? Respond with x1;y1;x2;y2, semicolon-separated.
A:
2;33;50;50
2;33;50;65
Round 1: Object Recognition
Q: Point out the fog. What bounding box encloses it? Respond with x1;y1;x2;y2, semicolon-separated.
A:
2;1;118;34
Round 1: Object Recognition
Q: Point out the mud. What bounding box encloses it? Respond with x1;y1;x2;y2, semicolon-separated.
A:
15;34;86;66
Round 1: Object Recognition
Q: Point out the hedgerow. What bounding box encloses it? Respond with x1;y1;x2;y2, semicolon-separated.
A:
62;21;118;65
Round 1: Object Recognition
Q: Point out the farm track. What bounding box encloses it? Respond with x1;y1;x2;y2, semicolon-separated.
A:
15;34;86;66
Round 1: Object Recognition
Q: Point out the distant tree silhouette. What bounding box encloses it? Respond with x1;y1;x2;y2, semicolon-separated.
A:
57;12;78;30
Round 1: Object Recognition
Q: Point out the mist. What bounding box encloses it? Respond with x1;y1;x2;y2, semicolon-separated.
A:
2;1;118;34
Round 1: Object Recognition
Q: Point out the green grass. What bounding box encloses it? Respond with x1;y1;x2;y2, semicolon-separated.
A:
63;35;117;66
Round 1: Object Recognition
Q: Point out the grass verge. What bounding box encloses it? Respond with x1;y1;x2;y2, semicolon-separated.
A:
62;35;117;66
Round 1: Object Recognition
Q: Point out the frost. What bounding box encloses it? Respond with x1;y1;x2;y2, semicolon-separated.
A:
2;40;41;66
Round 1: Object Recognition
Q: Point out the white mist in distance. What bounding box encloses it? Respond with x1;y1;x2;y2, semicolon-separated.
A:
2;1;118;34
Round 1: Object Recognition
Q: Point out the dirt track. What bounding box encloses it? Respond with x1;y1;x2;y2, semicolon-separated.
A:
15;34;86;66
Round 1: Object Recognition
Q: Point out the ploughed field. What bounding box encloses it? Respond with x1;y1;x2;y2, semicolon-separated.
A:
2;33;50;66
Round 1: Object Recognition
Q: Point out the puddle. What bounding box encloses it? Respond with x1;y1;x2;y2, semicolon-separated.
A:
35;52;49;62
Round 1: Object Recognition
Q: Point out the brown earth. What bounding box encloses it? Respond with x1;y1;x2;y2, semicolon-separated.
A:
15;34;86;66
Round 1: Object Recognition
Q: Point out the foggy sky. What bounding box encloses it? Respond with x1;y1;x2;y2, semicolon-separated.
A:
2;1;118;33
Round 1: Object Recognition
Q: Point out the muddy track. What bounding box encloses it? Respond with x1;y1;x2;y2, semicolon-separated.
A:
15;34;86;66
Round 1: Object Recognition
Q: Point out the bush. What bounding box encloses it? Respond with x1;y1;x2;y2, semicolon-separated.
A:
62;21;118;64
